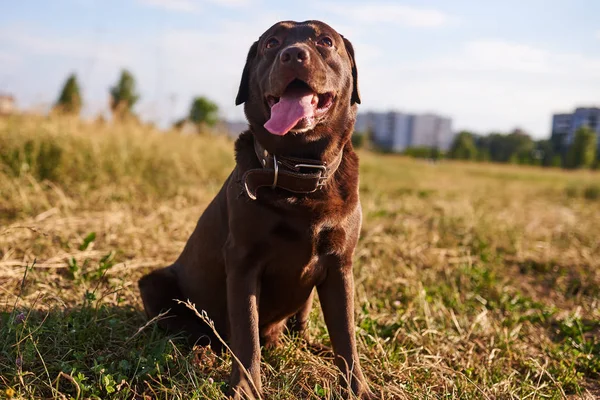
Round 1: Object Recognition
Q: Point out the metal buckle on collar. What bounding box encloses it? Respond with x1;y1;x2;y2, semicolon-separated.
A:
294;163;328;187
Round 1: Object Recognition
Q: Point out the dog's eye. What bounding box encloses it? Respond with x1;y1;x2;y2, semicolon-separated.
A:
265;37;280;49
317;37;333;47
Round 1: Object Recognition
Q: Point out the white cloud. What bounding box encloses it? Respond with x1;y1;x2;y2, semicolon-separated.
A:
428;39;600;77
0;29;135;66
320;3;453;28
382;39;600;78
136;0;199;12
0;51;20;64
459;40;552;73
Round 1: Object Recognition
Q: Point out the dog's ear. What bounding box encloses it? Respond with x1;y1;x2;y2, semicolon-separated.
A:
235;41;259;106
342;37;361;105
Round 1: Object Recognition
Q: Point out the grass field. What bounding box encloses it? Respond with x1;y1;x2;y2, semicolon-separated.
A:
1;115;599;399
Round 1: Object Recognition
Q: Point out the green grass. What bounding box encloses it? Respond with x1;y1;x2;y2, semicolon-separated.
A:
1;115;599;399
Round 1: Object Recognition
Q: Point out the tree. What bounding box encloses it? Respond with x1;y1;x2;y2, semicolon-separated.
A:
55;73;82;115
188;96;219;128
506;129;535;164
110;69;140;119
534;139;565;167
448;131;478;160
403;146;438;159
475;129;534;164
566;126;597;169
351;131;367;148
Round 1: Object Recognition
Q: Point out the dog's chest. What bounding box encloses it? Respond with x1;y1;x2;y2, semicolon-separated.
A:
258;220;346;323
262;220;345;281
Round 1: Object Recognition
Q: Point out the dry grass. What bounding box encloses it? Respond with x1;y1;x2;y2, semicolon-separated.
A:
1;115;599;399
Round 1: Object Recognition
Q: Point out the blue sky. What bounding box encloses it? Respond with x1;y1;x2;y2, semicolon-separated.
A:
1;0;599;138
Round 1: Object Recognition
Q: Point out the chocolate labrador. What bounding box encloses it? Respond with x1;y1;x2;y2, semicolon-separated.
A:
139;20;373;399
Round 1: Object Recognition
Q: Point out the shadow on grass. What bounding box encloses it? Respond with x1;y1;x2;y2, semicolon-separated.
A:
0;305;229;399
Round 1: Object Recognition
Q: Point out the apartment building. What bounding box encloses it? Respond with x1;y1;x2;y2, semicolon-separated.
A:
355;111;454;152
551;107;600;148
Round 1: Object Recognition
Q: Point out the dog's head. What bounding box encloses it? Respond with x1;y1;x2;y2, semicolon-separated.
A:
236;20;360;153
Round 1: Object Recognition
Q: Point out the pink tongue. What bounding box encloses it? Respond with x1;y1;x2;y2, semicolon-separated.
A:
264;89;316;135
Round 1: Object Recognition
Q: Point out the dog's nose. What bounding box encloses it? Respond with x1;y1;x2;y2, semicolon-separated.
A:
280;46;310;64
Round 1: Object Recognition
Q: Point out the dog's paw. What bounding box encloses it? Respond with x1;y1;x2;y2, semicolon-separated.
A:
350;380;377;400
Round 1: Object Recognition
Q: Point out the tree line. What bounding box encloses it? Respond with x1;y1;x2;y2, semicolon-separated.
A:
358;126;598;170
447;128;598;170
54;71;219;129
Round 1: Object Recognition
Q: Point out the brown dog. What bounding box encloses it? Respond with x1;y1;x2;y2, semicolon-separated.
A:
139;20;373;399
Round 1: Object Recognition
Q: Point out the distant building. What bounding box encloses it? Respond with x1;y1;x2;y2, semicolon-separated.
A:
0;94;16;115
356;111;409;151
355;111;454;152
551;107;600;149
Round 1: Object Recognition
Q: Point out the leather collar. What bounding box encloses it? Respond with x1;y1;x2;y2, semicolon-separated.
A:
242;136;343;200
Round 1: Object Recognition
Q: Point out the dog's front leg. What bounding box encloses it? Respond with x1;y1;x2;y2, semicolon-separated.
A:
225;249;262;400
317;256;373;399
